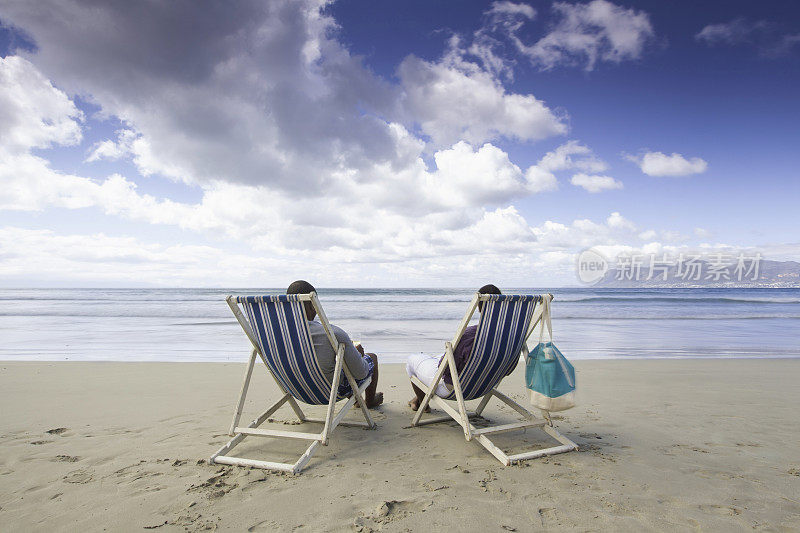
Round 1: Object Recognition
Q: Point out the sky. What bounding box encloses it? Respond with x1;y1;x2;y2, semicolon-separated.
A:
0;0;798;288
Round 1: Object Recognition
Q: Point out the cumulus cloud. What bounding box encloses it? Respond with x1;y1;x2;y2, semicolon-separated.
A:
0;1;684;286
1;0;569;201
606;211;635;231
524;166;559;193
0;50;552;265
538;140;608;173
85;129;138;162
570;173;623;193
1;0;405;192
0;226;304;286
626;151;708;177
0;55;83;152
1;203;684;286
398;48;566;147
519;140;611;193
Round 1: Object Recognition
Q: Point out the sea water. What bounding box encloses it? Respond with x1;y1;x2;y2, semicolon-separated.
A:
1;287;798;363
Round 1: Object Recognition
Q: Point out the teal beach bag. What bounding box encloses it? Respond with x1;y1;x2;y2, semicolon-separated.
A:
525;297;576;412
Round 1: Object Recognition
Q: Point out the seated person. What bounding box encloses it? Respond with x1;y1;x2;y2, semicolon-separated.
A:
407;284;518;411
287;280;383;408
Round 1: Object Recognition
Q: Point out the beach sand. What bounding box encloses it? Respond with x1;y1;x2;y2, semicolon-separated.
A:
0;359;799;531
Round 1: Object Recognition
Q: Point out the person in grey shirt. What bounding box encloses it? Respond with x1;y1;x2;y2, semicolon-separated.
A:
287;280;383;408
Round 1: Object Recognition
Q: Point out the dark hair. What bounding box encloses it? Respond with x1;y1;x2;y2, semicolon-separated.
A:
477;284;501;311
287;280;316;295
478;284;501;296
287;280;317;320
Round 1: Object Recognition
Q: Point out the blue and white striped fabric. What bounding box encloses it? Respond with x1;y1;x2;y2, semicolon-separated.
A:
237;295;333;405
443;295;539;401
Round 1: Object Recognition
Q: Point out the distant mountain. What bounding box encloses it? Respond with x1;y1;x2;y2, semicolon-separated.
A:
594;259;800;288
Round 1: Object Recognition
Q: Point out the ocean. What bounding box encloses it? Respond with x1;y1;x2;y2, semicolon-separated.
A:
1;287;799;363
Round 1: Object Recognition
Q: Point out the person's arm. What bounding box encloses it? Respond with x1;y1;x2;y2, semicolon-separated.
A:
453;325;478;374
333;326;369;380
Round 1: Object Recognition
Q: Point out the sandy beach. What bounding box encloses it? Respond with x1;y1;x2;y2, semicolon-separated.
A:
0;359;798;531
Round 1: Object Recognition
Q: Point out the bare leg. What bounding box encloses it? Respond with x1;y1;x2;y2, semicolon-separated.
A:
408;382;431;412
364;352;383;408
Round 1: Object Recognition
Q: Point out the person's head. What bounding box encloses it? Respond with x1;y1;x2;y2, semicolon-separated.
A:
477;283;501;312
287;280;317;320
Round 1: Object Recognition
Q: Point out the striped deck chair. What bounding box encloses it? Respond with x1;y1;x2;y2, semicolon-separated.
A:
210;293;375;473
410;293;577;465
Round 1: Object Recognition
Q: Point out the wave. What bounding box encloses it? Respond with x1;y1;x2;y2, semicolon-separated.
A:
3;295;798;304
555;296;800;304
5;312;800;320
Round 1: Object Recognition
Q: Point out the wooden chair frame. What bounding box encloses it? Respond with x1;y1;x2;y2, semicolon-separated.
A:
210;293;375;474
410;293;577;466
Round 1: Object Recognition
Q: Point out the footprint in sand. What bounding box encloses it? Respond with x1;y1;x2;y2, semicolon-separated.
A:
698;504;741;516
52;455;80;463
187;469;239;499
537;507;561;528
355;499;429;529
247;518;280;531
63;469;94;484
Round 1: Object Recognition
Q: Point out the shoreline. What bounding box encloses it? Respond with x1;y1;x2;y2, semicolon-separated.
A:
3;352;800;364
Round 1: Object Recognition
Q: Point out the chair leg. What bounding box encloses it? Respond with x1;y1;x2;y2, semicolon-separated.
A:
229;348;258;436
407;385;578;467
212;389;365;474
475;390;493;416
321;345;346;445
343;366;375;429
211;394;291;464
287;396;306;422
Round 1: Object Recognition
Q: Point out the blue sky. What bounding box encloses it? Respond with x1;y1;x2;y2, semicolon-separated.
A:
330;0;800;241
0;0;798;287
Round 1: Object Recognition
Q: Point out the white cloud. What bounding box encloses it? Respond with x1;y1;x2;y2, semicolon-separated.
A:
85;129;138;162
0;7;573;264
0;55;83;152
1;0;569;202
424;142;526;207
519;140;611;193
0;60;555;258
538;140;608;173
524;166;559;193
694;228;712;239
695;18;768;46
487;1;536;20
627;151;708;177
398;49;567;147
606;211;635;231
695;18;800;56
0;205;670;286
1;0;406;192
570;173;623;193
453;0;655;75
510;0;654;71
0;226;300;287
0;1;723;287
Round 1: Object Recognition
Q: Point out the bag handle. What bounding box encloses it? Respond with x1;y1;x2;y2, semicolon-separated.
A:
538;295;553;344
